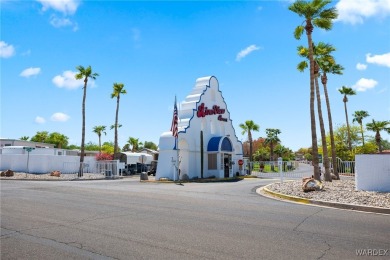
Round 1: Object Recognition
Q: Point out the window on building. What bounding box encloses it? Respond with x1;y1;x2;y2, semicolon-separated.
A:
208;154;217;169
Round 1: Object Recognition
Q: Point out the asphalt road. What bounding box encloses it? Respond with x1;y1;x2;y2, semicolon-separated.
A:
1;178;389;260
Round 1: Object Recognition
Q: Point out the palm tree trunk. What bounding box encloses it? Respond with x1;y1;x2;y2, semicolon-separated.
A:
344;98;352;151
376;131;382;152
79;78;88;177
321;74;339;180
315;75;331;181
114;96;120;158
306;20;320;181
248;131;252;175
360;123;365;146
98;134;102;154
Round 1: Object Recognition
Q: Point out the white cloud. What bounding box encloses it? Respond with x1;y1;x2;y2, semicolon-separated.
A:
35;116;46;124
0;41;15;58
236;44;261;61
20;67;41;78
336;0;390;24
366;52;390;67
50;112;70;122
49;14;78;31
52;70;94;89
37;0;80;15
356;63;367;70
352;78;378;91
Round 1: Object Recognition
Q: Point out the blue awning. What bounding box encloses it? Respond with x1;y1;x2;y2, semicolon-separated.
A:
207;136;232;152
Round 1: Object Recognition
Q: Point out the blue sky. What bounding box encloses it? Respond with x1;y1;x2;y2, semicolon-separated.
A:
1;0;389;151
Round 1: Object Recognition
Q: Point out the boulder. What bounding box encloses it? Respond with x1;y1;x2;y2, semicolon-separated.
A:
302;177;323;192
50;170;61;177
1;169;14;177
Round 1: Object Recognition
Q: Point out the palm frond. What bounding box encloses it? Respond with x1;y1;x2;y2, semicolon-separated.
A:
294;25;305;40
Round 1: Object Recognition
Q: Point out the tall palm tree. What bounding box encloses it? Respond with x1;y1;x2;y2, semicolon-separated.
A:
366;120;390;153
297;42;334;181
239;120;260;174
352;110;369;146
339;86;356;151
111;83;127;157
75;65;99;177
289;0;337;181
319;57;344;180
93;125;107;154
264;128;281;162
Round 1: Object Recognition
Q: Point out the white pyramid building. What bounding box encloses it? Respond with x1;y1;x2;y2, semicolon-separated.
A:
156;76;243;180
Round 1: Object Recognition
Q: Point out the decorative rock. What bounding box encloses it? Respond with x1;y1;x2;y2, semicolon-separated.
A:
50;170;61;177
1;169;14;177
302;177;323;192
140;172;149;181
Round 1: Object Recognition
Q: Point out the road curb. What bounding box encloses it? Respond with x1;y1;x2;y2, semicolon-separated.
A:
259;184;390;215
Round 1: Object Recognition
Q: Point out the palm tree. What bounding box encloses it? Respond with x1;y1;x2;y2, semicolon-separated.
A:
289;0;337;181
75;65;99;177
264;128;281;162
93;125;107;154
339;86;356;151
352;111;369;146
239;120;260;174
20;136;29;141
297;42;334;181
366;120;390;153
319;56;344;180
127;137;141;152
111;83;127;158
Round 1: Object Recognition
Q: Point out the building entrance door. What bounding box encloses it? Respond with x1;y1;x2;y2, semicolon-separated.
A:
224;154;231;178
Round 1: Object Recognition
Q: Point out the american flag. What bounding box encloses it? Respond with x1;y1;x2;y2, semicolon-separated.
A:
170;96;178;138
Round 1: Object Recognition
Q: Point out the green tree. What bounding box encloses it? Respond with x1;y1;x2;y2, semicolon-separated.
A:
289;0;337;181
338;86;356;151
127;137;141;152
84;141;100;151
92;125;107;153
75;65;99;177
111;83;127;157
143;141;158;150
30;131;49;143
101;141;115;155
239;120;260;163
47;132;69;148
366;120;390;153
20;136;29;141
352;110;369;146
264;128;281;161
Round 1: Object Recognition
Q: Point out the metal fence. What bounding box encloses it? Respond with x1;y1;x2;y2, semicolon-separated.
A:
334;158;355;176
250;161;311;178
62;160;121;178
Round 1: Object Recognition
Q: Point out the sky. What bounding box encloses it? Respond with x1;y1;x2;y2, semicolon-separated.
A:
1;0;389;152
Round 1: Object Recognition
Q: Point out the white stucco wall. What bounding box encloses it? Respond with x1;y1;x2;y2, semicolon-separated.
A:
355;154;390;192
0;154;97;174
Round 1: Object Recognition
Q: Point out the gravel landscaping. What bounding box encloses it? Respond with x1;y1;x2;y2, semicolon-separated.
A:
266;179;390;209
